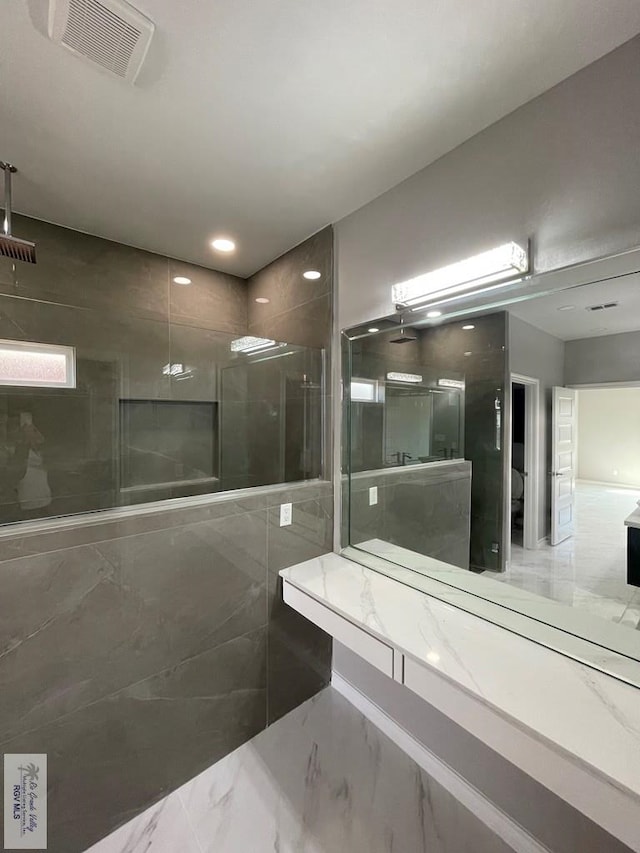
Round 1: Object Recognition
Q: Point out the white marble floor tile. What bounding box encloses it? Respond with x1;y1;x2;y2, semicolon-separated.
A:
85;688;515;853
499;483;640;628
84;790;201;853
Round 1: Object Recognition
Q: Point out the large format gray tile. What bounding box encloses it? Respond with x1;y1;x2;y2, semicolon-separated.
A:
4;628;267;853
266;495;333;724
0;512;269;743
267;495;333;576
249;293;332;350
247;227;333;325
0;215;170;321
169;258;247;334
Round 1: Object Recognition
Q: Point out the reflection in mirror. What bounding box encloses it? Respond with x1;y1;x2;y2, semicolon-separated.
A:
343;266;640;669
348;311;506;572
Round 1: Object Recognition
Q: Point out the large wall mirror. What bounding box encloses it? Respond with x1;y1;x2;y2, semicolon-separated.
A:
342;249;640;685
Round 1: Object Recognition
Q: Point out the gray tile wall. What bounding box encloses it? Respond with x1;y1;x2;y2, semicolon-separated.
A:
349;461;472;569
0;218;335;852
247;227;333;350
0;480;333;853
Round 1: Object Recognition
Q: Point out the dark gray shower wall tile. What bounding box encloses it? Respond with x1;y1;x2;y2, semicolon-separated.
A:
219;400;250;488
0;215;169;322
0;294;172;401
167;324;230;402
267;593;331;725
265;479;333;508
169;259;247;334
349;485;386;546
266;495;333;726
0;490;270;562
247;227;333;325
249;293;332;350
266;495;333;578
0;512;269;743
95;510;269;653
0;543;177;743
2;628;267;853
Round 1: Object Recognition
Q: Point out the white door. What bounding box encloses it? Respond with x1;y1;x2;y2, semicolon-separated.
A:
551;386;577;545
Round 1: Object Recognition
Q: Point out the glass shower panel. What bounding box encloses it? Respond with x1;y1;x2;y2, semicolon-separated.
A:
0;291;324;526
219;344;323;491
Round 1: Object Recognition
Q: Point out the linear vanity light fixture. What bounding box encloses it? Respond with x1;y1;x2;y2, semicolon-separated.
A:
0;339;76;388
438;378;464;390
392;242;529;309
230;336;277;354
386;372;423;384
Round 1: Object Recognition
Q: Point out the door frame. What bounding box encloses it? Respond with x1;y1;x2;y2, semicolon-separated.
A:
509;373;540;554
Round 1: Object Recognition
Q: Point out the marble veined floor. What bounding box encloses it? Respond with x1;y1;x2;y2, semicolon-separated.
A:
85;687;515;853
501;482;640;628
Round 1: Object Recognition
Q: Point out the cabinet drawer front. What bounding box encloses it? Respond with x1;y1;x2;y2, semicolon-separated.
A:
283;581;394;677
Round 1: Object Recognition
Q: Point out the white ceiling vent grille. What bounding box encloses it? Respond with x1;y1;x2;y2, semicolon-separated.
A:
48;0;154;84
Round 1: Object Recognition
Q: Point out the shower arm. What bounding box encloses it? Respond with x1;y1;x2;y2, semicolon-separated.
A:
1;162;17;236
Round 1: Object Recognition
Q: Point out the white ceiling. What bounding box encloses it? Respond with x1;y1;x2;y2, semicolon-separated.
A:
509;273;640;340
1;2;640;277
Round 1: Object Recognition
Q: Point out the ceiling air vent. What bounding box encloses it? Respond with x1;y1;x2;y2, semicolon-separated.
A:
48;0;155;84
586;302;619;312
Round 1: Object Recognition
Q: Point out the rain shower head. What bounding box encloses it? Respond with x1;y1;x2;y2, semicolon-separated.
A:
0;163;36;264
389;332;417;344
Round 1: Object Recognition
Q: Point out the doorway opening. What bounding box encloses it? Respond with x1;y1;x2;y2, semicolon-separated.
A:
509;374;540;558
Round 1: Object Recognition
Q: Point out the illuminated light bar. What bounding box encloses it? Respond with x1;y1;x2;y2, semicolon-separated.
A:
0;339;76;388
438;378;464;389
230;336;277;354
386;372;422;384
392;242;528;308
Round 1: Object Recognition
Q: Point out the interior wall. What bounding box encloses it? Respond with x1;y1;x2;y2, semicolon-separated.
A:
0;217;334;853
565;329;640;385
335;36;640;330
509;315;565;542
577;387;640;487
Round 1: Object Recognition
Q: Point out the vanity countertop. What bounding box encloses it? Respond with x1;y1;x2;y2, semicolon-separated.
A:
281;552;640;851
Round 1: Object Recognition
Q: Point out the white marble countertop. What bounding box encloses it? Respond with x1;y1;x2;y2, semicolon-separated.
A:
281;552;640;849
625;507;640;529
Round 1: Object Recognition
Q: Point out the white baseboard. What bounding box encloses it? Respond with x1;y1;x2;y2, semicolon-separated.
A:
577;478;640;490
332;671;550;853
537;536;549;548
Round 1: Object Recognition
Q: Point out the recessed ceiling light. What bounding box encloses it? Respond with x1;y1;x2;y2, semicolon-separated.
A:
172;276;191;285
303;270;321;280
426;310;442;319
211;237;236;253
462;324;475;330
368;327;379;333
558;305;575;311
255;297;270;304
464;351;472;357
